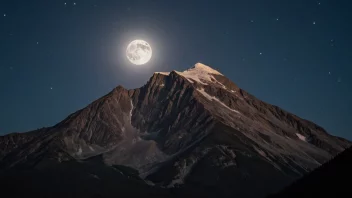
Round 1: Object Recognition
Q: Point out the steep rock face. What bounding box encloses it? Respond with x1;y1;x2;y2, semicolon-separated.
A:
54;86;133;157
0;62;350;198
0;86;134;168
131;71;215;155
0;128;48;160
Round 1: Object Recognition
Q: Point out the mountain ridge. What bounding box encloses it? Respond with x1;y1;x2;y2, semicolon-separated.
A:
0;62;350;198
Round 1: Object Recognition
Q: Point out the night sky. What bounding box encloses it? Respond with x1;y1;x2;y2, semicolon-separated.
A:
1;0;351;140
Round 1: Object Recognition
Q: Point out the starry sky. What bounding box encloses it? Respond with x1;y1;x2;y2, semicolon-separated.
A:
1;0;351;139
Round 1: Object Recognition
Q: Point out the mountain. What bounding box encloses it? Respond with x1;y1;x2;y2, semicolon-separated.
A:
268;146;352;197
0;63;350;198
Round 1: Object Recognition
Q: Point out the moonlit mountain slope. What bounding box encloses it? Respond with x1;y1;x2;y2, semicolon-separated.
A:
0;63;350;198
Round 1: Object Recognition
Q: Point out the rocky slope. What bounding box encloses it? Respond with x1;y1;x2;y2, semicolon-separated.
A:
0;63;350;198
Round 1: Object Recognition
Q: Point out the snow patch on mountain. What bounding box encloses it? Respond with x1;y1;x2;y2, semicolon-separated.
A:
167;157;198;187
197;88;240;114
77;147;82;156
210;76;227;89
130;100;134;124
296;133;307;142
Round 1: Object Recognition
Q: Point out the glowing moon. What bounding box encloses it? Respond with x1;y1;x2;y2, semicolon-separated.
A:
126;40;152;65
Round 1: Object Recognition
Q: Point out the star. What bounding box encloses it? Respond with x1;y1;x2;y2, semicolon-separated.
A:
3;14;6;17
318;2;321;5
73;2;76;6
36;42;39;45
313;21;316;25
50;87;53;90
259;52;263;55
276;18;279;21
250;20;254;23
337;77;342;83
330;39;335;46
328;72;331;75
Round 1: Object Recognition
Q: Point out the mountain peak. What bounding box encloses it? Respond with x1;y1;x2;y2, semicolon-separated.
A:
154;63;222;77
189;62;223;76
153;63;223;85
172;63;223;84
154;72;170;75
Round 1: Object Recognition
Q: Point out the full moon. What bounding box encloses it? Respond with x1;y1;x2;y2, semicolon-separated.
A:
126;40;152;65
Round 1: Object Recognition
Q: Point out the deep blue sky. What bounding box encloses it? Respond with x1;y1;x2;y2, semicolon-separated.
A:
0;0;351;140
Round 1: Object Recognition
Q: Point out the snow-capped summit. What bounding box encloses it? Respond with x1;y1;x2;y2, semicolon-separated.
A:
154;72;170;75
174;62;223;85
154;63;223;85
188;62;223;76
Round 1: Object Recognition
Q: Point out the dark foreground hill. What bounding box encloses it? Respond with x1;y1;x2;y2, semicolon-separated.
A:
268;146;352;198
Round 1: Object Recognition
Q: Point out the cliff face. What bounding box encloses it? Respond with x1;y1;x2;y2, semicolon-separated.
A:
0;63;350;198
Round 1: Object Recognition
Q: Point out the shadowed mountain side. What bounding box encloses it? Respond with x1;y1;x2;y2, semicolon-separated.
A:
0;155;174;198
268;146;352;198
